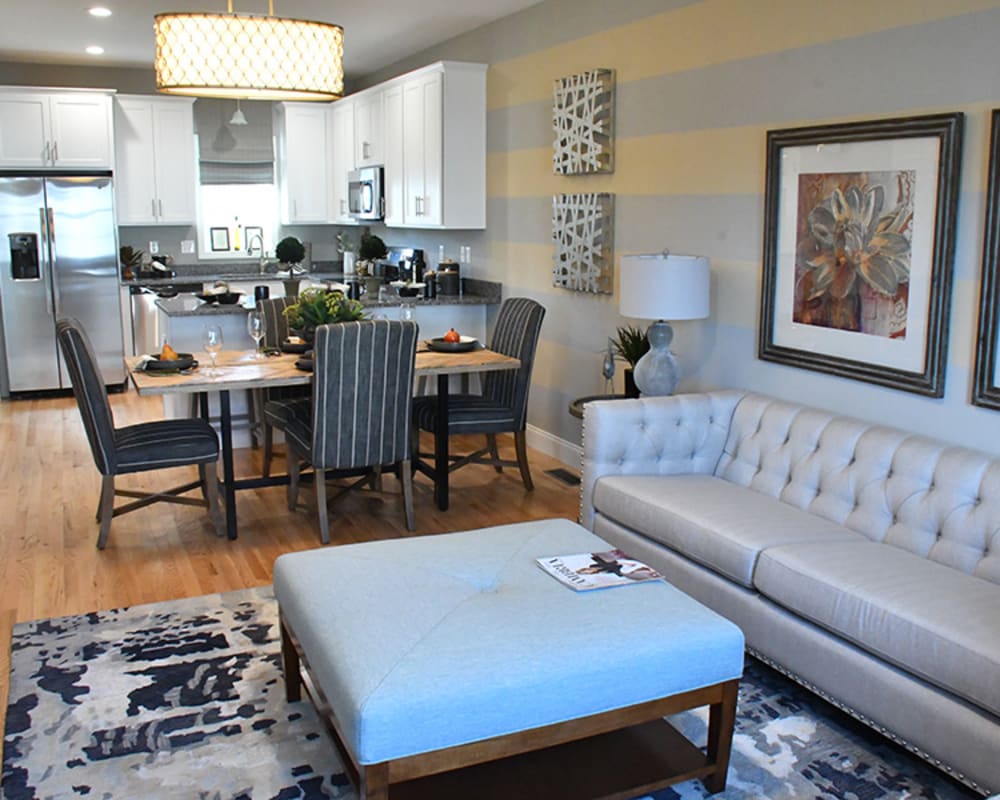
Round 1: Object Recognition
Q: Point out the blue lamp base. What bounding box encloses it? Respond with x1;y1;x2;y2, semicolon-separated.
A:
633;320;680;396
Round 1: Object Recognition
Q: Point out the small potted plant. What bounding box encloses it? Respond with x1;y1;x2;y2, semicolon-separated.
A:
275;236;307;296
612;325;650;398
283;287;366;340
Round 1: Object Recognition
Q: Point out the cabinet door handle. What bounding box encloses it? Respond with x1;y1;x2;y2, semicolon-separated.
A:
363;141;370;160
51;141;58;164
152;198;157;217
158;198;163;217
340;198;346;214
43;141;50;165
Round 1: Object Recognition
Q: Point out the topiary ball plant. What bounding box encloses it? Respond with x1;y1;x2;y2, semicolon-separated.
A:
358;232;387;261
275;236;306;266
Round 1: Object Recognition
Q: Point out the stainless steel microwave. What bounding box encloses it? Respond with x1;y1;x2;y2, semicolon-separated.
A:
348;166;384;220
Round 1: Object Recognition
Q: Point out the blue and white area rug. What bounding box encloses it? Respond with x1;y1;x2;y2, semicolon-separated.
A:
1;586;977;799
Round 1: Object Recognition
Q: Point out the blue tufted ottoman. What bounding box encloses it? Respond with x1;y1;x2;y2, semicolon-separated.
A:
274;518;745;799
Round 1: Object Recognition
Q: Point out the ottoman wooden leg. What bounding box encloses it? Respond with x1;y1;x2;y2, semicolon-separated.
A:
281;618;302;703
703;678;739;793
359;763;390;800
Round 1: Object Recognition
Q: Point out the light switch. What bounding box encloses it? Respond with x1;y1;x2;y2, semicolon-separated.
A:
149;241;159;254
181;240;195;254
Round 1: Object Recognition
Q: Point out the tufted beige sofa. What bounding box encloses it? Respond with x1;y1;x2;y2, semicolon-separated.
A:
580;390;1000;795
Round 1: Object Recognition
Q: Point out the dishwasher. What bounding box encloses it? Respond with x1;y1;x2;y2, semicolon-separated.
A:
129;283;204;355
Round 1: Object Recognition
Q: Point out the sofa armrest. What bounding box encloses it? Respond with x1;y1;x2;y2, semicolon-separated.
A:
579;390;745;530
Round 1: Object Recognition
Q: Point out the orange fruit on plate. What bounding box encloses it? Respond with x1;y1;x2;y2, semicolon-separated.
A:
443;328;461;343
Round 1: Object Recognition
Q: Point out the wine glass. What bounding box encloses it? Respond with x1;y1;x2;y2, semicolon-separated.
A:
202;324;224;375
246;310;266;359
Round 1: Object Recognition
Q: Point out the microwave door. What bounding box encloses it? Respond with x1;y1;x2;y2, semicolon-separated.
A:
361;182;374;214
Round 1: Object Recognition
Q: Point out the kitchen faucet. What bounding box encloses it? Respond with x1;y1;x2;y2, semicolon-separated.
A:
247;233;267;274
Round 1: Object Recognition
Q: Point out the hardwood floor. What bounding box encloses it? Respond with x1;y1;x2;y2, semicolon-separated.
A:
0;388;580;738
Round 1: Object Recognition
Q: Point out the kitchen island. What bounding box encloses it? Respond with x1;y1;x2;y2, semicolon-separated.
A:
146;278;503;448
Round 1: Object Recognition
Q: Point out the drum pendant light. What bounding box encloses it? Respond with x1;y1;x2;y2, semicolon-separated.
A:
154;0;344;101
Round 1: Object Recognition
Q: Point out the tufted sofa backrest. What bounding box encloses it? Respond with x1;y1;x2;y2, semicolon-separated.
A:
715;393;1000;585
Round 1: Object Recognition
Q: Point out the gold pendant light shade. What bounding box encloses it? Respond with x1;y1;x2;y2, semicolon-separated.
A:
154;11;344;101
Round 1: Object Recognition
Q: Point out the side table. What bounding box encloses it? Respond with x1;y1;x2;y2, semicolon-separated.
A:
568;393;628;419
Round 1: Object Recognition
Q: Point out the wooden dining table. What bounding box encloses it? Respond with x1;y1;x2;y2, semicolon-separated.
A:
126;345;520;540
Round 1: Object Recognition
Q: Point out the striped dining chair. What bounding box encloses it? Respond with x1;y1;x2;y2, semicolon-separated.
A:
56;318;225;549
265;320;419;544
412;297;545;490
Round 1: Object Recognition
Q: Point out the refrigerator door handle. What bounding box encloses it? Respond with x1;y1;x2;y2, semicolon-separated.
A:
46;207;61;316
38;207;53;315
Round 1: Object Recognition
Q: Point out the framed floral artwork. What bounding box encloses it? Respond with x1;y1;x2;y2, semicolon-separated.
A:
974;109;1000;409
758;113;964;396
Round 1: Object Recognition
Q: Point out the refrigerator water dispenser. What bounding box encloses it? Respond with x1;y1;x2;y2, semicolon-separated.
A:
9;233;39;280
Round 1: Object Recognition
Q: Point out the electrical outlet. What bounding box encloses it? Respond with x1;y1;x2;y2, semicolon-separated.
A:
149;241;159;254
181;240;195;254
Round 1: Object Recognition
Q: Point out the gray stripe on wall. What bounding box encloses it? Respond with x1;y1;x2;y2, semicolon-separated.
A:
487;7;1000;151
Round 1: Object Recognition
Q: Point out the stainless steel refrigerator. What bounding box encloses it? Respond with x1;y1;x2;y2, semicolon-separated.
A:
0;175;124;393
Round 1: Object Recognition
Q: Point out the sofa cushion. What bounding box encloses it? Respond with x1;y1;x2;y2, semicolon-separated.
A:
755;540;1000;717
592;474;867;588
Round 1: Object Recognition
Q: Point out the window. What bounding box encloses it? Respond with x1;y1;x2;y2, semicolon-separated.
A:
193;99;278;260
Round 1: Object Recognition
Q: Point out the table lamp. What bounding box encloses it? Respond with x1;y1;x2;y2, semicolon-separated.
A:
619;253;710;396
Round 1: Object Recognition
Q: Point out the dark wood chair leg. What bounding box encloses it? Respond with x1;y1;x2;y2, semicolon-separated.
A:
316;469;330;545
514;430;534;490
96;474;115;549
486;433;503;473
201;462;225;537
400;458;415;531
359;763;390;800
287;446;301;510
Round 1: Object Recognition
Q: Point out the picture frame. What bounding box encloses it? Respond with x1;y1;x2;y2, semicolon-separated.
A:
758;113;964;397
552;68;615;175
210;227;230;252
973;109;1000;409
552;192;614;294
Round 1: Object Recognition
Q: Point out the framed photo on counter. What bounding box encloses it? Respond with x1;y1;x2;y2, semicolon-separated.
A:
758;113;964;397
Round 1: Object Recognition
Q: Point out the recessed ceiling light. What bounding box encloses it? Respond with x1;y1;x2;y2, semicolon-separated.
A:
88;6;112;17
86;45;105;55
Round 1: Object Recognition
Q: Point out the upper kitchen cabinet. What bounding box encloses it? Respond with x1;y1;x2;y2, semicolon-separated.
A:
114;95;196;225
330;98;356;223
382;62;486;230
0;90;113;170
353;88;383;168
275;102;330;224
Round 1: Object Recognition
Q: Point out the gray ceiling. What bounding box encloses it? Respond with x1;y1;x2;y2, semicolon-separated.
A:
0;1;544;80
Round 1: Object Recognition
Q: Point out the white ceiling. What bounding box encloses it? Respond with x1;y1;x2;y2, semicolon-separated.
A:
0;1;543;80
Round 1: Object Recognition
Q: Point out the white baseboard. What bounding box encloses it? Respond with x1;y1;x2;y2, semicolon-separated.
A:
526;424;580;469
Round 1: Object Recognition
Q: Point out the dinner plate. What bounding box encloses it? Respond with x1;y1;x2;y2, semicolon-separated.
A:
427;336;479;353
146;353;196;371
280;339;311;354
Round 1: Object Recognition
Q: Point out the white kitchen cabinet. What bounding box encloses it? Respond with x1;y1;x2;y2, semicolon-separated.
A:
353;88;383;168
329;99;356;223
382;62;486;230
0;90;113;169
114;95;196;226
275;103;330;224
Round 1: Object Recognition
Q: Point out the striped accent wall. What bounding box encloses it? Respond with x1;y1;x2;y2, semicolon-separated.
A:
364;0;1000;456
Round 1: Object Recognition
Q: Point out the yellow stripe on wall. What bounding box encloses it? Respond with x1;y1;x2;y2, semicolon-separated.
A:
488;126;765;198
487;0;1000;111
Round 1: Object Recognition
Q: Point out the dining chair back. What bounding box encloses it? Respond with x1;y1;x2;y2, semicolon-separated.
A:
274;319;419;543
256;296;310;476
412;297;545;490
57;318;225;548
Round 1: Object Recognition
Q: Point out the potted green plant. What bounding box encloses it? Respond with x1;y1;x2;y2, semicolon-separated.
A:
283;287;365;340
275;236;306;268
612;325;650;398
119;246;144;281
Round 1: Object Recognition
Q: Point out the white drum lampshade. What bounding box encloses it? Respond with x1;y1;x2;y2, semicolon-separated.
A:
619;253;710;396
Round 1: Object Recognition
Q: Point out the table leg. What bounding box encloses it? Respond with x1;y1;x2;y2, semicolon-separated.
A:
435;373;449;510
219;389;238;540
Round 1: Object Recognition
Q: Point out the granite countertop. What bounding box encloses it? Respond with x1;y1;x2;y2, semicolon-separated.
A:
155;278;502;317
